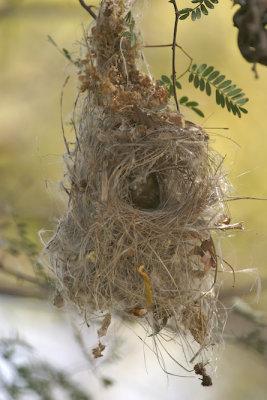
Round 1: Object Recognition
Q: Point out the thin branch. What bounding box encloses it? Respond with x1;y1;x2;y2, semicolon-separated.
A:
0;284;47;299
169;0;180;113
79;0;97;19
224;196;267;202
145;43;192;61
145;43;193;82
0;261;48;288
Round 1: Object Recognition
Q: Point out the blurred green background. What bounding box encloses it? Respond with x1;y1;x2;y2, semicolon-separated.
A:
0;0;267;399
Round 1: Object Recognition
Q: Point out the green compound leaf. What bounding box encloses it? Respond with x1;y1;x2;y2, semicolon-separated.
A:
179;1;219;21
159;76;183;98
188;62;249;117
158;76;205;118
179;96;205;118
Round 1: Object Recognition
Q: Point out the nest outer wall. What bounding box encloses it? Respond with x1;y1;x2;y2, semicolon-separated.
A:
45;0;230;364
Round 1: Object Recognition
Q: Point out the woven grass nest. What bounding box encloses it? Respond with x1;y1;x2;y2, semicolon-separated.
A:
45;0;236;379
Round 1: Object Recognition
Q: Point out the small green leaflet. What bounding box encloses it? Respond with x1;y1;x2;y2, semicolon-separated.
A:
179;0;219;21
179;96;205;117
188;63;248;117
123;11;137;47
159;75;182;98
47;35;81;67
159;76;205;118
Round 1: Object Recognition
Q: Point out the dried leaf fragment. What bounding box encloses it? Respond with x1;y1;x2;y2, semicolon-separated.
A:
190;236;217;273
194;362;212;387
53;291;64;308
92;341;106;358
97;313;111;338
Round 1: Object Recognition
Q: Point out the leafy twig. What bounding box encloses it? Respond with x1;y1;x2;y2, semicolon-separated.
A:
122;11;137;47
188;63;249;117
159;75;205;117
179;0;219;21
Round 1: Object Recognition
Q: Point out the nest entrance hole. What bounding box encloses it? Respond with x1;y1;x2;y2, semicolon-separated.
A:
129;172;161;210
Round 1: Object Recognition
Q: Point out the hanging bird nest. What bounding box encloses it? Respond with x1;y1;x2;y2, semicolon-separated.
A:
44;0;235;379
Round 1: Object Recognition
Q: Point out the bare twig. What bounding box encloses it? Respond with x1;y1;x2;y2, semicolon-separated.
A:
224;196;267;202
79;0;97;19
169;0;180;113
145;43;192;62
0;261;48;288
0;284;47;299
60;76;70;155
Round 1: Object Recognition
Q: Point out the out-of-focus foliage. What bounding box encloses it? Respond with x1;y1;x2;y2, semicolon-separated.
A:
0;336;92;400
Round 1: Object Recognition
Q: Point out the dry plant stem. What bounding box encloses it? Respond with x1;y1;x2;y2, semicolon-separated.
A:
169;0;180;113
79;0;97;19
